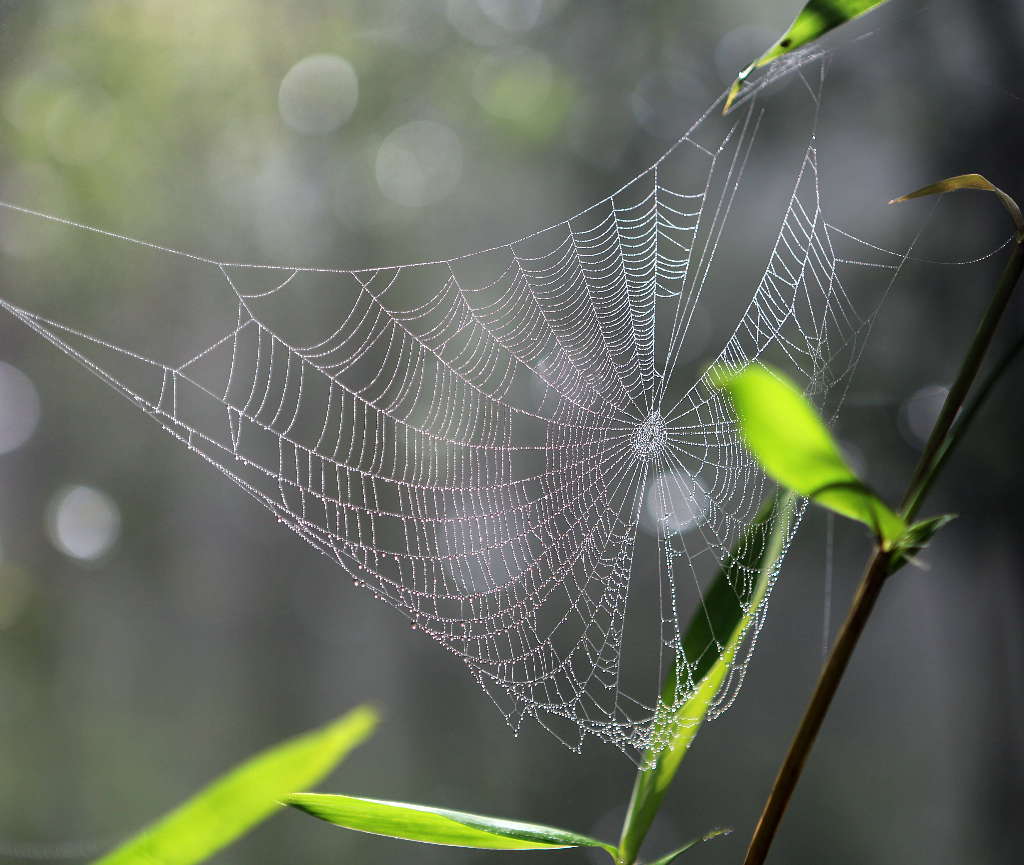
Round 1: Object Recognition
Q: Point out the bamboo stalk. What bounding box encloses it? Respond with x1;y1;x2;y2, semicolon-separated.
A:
741;233;1024;865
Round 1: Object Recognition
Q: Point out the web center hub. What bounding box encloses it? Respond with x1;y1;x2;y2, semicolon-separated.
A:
631;411;668;461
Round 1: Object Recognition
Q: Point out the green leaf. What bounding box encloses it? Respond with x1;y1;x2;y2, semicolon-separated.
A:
724;0;890;113
286;793;618;857
890;173;1024;236
90;707;377;865
711;363;906;546
886;513;956;575
617;494;795;865
647;828;732;865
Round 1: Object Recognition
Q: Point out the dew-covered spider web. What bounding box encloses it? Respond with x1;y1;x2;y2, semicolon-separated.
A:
0;65;918;760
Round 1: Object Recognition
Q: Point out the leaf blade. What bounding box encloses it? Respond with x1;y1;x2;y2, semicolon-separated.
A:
617;494;795;865
90;706;377;865
886;513;956;575
724;0;890;113
712;363;906;545
647;828;732;865
286;793;617;856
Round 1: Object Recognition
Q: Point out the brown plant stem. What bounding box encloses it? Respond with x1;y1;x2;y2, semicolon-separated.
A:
741;234;1024;865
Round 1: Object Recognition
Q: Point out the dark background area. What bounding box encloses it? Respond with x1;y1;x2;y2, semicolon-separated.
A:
0;1;1021;864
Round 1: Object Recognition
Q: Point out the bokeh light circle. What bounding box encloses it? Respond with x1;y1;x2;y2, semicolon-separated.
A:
46;485;121;561
0;361;41;455
477;0;545;32
375;120;463;208
899;384;948;448
642;468;709;536
278;54;358;135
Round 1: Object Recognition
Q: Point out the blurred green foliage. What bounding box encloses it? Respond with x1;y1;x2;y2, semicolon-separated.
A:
91;707;376;865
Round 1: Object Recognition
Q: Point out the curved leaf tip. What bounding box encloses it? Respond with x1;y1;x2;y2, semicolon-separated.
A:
724;0;890;113
647;827;733;865
890;173;1024;236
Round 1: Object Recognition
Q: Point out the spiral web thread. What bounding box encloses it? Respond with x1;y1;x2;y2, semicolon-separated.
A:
0;71;909;760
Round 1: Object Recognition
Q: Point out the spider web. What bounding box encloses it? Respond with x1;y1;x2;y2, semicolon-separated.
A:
0;67;909;759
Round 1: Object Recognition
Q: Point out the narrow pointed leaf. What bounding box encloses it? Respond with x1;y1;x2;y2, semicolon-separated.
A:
724;0;889;113
711;363;906;546
886;513;956;575
617;495;795;865
647;828;732;865
890;173;1024;235
286;793;617;857
90;707;377;865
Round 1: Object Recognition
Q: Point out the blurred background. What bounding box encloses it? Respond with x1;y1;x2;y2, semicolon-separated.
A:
0;1;1021;863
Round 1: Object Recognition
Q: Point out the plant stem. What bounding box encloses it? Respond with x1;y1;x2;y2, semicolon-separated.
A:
742;551;888;865
901;238;1024;520
741;234;1024;865
903;322;1024;523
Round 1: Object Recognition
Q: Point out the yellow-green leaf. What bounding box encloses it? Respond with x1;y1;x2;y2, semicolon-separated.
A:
711;363;906;545
287;793;618;857
890;173;1024;236
724;0;890;113
90;707;377;865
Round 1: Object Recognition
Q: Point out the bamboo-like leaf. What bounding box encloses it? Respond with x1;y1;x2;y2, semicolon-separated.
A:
890;173;1024;235
647;828;732;865
886;513;956;575
711;363;906;546
616;494;795;865
286;793;618;857
90;707;377;865
724;0;889;113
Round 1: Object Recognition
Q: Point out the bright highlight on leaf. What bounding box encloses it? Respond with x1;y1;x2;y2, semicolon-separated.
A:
89;706;377;865
711;364;906;545
617;495;794;865
724;0;890;113
286;792;618;857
